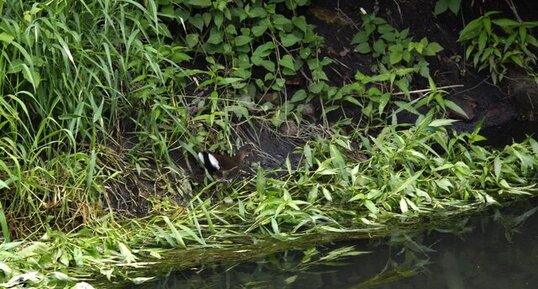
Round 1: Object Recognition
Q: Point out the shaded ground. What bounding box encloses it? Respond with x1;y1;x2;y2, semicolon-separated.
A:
304;0;537;131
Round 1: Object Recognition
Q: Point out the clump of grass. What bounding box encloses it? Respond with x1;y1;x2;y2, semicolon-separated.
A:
0;0;195;234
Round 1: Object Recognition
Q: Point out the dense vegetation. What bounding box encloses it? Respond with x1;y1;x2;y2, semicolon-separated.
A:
0;0;537;287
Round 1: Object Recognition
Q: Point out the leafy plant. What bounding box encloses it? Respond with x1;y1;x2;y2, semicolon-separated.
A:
434;0;462;16
154;0;331;144
458;11;538;83
352;14;444;80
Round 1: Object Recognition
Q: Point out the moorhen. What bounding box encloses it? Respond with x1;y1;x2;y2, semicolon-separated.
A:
198;144;254;179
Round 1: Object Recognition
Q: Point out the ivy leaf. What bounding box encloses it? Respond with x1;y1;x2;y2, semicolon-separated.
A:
290;89;307;103
281;33;301;47
252;21;268;37
273;14;293;31
252;42;274;58
351;31;369;44
190;16;206;31
185;34;199;48
292;16;308;32
248;7;267;18
213;12;223;28
448;0;461;14
186;0;211;8
260;60;275;72
354;42;371;54
434;0;449;15
279;55;295;70
207;28;223;44
235;35;252;46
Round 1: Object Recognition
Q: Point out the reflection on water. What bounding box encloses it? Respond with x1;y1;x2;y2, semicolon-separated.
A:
130;203;538;289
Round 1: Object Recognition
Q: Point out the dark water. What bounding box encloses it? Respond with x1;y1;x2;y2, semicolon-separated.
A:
129;202;538;289
478;119;538;148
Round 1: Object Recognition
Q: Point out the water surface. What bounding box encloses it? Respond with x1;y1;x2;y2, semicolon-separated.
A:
129;203;538;289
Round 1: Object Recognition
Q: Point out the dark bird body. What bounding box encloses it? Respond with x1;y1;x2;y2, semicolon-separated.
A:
198;144;254;179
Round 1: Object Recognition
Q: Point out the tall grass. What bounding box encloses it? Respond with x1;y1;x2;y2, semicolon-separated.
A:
0;0;193;234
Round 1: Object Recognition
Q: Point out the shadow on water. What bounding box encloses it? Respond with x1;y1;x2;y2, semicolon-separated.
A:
123;121;538;289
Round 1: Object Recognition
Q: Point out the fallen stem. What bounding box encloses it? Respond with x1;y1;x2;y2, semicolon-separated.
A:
392;84;464;96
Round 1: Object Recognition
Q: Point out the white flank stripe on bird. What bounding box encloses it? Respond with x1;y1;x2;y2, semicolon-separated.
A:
208;153;220;170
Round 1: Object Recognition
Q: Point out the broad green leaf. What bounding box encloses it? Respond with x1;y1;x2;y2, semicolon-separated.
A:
354;42;371;54
435;178;453;191
434;0;449;15
364;199;379;214
389;51;402;64
235;35;252;46
252;42;274;57
348;193;365;202
292;16;308;32
186;0;211;8
273;14;292;30
281;33;301;47
307;184;318;202
529;138;538;155
448;0;462;14
248;7;267;18
458;17;483;42
444;100;469;119
290;89;307;103
429;119;458;127
252;22;268;37
207;28;223;44
279;54;295;70
185;33;199;48
213;12;223;28
424;42;444;56
189;14;205;30
373;39;386;54
492;18;519;28
0;32;14;45
351;31;369;44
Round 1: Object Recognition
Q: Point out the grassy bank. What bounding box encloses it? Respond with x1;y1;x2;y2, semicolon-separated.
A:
0;0;537;288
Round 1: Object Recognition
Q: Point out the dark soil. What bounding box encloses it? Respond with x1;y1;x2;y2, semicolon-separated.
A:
303;0;538;131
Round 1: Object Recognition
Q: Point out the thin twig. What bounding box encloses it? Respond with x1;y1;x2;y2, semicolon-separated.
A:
392;84;464;96
505;0;523;22
335;8;360;30
392;0;403;24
